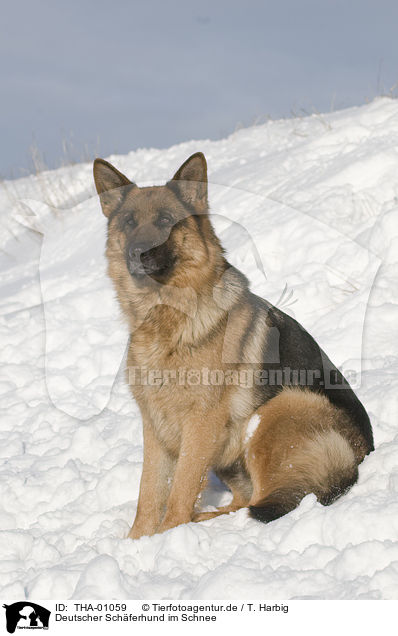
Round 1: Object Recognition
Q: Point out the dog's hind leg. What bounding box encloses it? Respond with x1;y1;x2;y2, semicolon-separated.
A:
192;498;247;522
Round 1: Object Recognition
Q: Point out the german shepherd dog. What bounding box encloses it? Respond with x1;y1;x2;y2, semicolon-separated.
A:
93;152;374;539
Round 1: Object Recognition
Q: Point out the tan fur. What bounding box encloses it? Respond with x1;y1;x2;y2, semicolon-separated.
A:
245;388;364;507
92;154;371;538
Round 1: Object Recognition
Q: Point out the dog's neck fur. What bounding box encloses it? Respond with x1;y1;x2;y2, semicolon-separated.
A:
123;253;248;353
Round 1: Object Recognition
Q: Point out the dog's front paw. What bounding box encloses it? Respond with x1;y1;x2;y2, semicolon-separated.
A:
158;511;191;533
128;522;157;540
157;519;180;533
192;511;217;522
128;527;147;540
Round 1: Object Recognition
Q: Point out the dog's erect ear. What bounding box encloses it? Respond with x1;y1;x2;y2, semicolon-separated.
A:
93;158;135;217
93;158;132;194
170;152;208;206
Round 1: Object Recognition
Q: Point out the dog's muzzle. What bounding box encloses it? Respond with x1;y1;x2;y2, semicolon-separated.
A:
127;242;173;278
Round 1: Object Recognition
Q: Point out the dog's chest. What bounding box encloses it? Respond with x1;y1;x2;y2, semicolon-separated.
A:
127;337;222;455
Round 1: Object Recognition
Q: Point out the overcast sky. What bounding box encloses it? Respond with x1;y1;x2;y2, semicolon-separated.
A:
1;0;398;179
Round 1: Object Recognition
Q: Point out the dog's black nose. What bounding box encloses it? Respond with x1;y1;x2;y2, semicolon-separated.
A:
128;243;151;260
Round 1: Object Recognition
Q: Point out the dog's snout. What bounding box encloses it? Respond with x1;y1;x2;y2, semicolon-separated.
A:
128;243;152;259
126;239;171;278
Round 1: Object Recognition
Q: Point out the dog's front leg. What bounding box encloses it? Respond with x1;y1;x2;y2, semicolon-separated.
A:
128;417;175;540
157;418;219;533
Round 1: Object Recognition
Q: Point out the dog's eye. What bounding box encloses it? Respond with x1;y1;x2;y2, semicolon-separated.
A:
157;213;174;227
126;217;137;229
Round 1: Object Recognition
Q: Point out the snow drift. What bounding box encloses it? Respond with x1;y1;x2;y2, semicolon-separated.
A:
0;97;398;599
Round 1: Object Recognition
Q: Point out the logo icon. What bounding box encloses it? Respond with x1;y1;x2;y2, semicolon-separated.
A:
2;603;51;633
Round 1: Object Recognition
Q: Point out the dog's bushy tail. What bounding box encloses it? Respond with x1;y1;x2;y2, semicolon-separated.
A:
249;429;359;523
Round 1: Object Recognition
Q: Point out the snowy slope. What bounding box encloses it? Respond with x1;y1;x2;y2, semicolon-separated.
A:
0;97;398;600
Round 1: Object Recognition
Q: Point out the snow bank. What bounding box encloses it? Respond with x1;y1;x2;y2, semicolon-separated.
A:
0;97;398;599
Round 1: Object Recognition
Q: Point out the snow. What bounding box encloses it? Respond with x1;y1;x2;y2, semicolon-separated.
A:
0;97;398;600
244;415;260;445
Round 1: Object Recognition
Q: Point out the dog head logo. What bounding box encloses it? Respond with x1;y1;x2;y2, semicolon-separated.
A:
2;603;50;633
